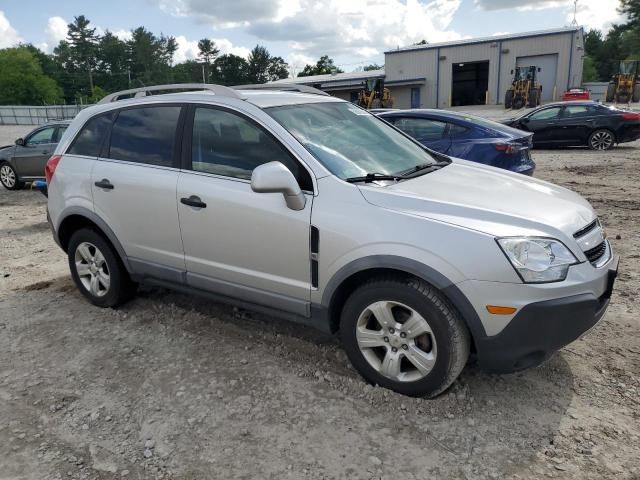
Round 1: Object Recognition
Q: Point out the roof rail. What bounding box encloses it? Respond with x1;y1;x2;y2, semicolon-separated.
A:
97;83;245;104
232;83;329;96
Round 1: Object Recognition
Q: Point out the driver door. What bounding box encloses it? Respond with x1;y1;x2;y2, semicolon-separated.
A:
520;107;562;145
12;126;57;178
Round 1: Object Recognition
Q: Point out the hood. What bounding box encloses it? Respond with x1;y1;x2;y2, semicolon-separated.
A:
0;144;14;151
358;159;596;239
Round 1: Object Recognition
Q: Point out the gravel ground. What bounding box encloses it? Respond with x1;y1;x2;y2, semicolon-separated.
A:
1;110;639;479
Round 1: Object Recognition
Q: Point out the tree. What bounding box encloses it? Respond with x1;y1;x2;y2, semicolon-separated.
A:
212;54;249;85
67;15;99;95
95;31;129;92
362;63;383;71
620;0;640;25
198;39;220;81
297;55;343;77
0;47;62;105
582;56;598;82
172;60;202;83
413;39;428;45
247;45;272;83
268;56;289;81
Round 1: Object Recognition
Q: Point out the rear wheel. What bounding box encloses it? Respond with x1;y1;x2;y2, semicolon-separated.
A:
340;275;470;397
616;92;630;104
527;89;539;108
68;228;136;307
632;84;640;103
588;129;615;150
0;162;24;190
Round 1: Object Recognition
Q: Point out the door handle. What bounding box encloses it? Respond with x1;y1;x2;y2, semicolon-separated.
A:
180;195;207;208
94;179;114;190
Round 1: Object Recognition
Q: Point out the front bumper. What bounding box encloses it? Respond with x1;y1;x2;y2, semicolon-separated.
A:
474;255;619;372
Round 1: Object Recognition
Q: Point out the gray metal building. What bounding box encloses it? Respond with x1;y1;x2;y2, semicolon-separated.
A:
272;27;585;110
385;27;584;109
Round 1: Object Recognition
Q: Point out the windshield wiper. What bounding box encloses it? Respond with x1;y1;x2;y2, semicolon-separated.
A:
345;173;401;183
398;160;450;178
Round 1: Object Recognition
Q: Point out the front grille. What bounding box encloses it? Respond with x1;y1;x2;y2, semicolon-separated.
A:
585;241;607;263
574;219;598;239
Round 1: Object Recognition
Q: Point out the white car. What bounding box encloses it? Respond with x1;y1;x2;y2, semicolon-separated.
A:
45;84;618;397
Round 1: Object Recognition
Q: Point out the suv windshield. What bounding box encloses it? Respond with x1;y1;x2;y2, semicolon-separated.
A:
267;102;437;180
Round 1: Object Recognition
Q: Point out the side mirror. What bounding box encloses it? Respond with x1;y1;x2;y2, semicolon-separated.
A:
251;161;306;211
15;138;24;146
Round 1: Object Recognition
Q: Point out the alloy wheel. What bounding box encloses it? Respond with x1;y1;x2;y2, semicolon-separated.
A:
356;300;437;382
0;165;16;188
74;242;110;297
590;131;613;150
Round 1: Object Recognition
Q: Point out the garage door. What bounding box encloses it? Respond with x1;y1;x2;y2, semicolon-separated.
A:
516;54;558;102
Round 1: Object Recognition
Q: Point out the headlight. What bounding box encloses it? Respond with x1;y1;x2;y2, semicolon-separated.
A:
497;237;578;283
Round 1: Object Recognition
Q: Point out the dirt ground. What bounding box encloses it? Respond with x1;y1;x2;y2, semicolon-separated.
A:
1;111;639;480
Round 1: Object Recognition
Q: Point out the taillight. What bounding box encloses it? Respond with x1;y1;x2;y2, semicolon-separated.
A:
495;143;518;154
622;112;640;120
45;155;62;184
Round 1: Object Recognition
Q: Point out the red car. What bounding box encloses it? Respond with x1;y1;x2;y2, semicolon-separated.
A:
562;88;591;101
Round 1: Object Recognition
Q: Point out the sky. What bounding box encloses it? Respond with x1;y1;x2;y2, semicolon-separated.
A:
0;0;627;75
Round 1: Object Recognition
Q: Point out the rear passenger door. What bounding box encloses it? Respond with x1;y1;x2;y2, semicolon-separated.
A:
176;105;315;316
555;105;596;144
92;104;186;280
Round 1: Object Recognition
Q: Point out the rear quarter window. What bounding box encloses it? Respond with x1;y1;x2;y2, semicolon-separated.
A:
67;114;113;157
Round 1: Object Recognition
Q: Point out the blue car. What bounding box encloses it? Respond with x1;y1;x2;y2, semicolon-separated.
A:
375;109;536;175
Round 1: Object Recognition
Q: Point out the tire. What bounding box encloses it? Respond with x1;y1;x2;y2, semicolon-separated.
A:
67;228;136;307
0;162;25;190
527;89;539;108
512;95;525;110
504;90;513;109
616;93;630;104
339;275;471;398
606;83;615;103
588;129;615;151
633;84;640;103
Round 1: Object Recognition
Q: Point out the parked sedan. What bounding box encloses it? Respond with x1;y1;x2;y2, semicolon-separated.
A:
376;109;535;175
0;121;69;190
501;101;640;150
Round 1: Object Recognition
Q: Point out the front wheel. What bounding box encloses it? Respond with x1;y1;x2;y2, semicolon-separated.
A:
340;276;470;397
0;163;24;190
588;129;615;151
68;228;136;307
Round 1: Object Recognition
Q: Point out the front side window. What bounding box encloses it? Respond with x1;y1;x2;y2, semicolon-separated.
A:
267;102;437;180
529;107;561;121
26;127;55;146
190;107;313;191
108;106;181;167
67;114;113;157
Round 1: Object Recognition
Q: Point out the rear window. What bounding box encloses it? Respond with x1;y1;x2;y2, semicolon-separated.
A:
108;106;181;167
67;114;113;157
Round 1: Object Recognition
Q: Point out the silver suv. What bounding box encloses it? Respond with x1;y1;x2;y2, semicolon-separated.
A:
46;83;618;397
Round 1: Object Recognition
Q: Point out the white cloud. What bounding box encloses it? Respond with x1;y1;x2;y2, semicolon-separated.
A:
0;11;23;48
249;0;464;59
173;35;252;63
475;0;625;31
42;16;67;52
286;52;315;77
113;29;133;41
174;35;200;63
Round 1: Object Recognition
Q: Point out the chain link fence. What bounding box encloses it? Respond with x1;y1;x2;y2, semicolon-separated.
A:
0;105;93;125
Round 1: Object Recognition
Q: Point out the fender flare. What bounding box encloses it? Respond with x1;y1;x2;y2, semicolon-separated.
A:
55;206;132;273
320;255;487;340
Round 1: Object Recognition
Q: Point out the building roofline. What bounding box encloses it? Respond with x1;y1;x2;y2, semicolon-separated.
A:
385;26;583;55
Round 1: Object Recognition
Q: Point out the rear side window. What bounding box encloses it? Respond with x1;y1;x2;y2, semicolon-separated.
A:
392;117;447;142
448;123;471;138
67;114;112;157
190;107;313;191
108;106;181;167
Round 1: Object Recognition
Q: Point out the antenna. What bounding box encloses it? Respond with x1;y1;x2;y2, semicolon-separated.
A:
570;0;578;26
